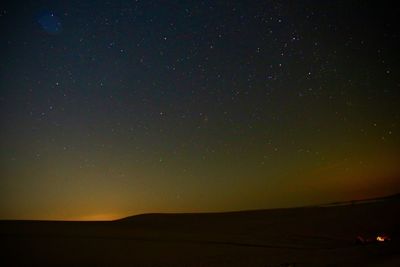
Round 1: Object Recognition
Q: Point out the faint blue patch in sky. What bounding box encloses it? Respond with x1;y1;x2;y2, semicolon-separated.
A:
37;11;62;34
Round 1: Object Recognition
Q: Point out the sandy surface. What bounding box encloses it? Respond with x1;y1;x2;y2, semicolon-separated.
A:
1;197;399;266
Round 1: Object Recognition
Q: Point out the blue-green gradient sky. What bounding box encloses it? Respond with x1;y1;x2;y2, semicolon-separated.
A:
1;1;399;220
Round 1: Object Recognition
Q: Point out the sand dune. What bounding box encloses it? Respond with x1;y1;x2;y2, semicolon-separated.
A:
1;195;399;266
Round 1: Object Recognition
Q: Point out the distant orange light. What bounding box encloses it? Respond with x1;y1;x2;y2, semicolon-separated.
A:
376;235;390;242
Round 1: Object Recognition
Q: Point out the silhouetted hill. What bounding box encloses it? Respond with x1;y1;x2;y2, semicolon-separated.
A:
117;192;400;222
1;193;399;266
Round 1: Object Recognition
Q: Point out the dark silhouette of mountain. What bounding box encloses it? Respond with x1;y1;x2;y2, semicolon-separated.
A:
1;193;399;266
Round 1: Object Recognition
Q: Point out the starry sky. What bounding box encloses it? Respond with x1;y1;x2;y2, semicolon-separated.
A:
1;1;399;220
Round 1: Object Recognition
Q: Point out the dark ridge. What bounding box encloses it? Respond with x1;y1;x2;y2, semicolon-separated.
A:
116;192;400;222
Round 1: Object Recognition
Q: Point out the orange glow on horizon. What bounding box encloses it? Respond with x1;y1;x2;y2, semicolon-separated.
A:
71;213;124;221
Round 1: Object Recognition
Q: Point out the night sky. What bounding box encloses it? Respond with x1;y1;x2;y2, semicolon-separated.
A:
1;1;399;220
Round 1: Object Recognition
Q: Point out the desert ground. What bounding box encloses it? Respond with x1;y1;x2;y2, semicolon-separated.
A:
1;195;399;266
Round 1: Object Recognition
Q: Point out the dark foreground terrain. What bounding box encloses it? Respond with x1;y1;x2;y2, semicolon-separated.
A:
1;196;399;266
